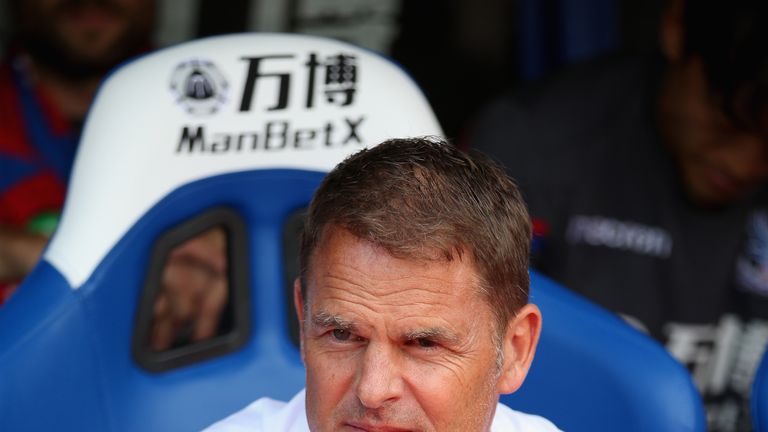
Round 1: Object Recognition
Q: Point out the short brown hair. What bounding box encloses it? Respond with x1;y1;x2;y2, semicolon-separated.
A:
299;137;531;331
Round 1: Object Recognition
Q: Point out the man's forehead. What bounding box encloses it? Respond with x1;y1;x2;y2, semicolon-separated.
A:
309;224;478;274
302;224;494;315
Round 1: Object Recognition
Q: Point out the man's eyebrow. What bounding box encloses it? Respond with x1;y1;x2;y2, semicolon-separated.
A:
311;311;356;331
403;327;460;344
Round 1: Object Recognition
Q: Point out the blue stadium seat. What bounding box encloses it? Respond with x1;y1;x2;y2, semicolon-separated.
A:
754;348;768;431
518;0;620;79
505;272;706;431
0;33;442;431
0;33;704;432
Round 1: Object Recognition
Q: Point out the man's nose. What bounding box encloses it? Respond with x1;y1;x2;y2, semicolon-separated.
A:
355;343;404;409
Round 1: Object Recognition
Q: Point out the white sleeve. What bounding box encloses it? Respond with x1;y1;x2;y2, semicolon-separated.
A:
203;398;282;431
491;403;564;432
202;390;309;432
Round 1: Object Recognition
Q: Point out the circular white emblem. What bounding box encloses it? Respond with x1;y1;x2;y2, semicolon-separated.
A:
170;59;228;115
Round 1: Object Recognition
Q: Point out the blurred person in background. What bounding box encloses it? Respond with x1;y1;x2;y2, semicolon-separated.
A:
0;0;155;299
0;0;226;352
471;1;768;430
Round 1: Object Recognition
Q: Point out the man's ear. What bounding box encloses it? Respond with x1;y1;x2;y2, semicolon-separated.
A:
660;0;685;62
293;278;306;361
496;304;542;395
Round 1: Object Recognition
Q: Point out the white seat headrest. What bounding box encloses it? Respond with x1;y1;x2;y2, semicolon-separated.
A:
45;33;443;288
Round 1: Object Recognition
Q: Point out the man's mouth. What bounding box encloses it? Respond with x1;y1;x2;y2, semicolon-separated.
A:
702;165;749;200
345;421;414;432
62;6;122;32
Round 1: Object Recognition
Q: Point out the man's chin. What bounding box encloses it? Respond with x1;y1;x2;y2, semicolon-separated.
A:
24;33;143;81
686;183;751;209
37;54;117;80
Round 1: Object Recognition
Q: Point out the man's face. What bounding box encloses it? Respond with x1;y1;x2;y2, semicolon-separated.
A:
660;56;768;206
15;0;155;77
296;227;505;432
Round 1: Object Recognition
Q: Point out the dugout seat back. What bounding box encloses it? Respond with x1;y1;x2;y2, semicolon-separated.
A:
0;33;442;431
518;0;620;79
504;272;706;432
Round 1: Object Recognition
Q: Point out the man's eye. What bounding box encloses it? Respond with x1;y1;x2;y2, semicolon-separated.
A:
332;329;351;341
416;338;436;349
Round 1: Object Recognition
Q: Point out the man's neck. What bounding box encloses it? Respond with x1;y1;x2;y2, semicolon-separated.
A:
25;56;101;123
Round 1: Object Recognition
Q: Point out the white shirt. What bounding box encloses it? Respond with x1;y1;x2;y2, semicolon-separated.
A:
204;389;563;431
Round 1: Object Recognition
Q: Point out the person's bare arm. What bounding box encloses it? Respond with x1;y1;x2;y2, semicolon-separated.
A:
151;227;229;351
0;225;48;282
